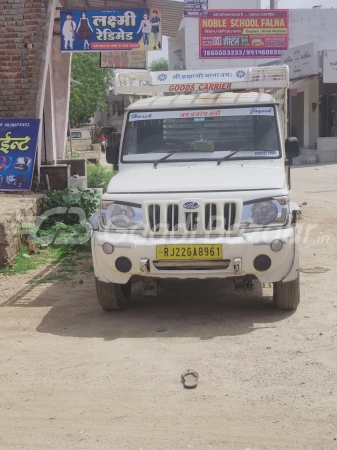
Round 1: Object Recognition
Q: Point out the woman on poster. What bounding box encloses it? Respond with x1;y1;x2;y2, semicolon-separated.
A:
76;11;94;50
137;12;151;50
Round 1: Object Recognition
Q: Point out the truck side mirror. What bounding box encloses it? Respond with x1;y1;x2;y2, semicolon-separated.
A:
285;137;300;159
106;144;119;169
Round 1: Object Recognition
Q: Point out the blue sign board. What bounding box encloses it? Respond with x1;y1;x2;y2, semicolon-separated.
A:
0;119;40;191
60;8;162;52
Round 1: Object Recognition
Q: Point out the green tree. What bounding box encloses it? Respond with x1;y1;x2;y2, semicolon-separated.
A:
69;53;114;127
149;57;168;72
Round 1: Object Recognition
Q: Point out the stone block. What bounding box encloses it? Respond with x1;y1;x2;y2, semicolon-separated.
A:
0;194;43;267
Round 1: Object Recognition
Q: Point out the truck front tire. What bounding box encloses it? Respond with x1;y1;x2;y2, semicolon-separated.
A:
273;274;300;310
95;278;131;311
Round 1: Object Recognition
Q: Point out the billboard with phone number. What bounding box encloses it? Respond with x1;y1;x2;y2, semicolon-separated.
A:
199;10;288;59
0;119;40;191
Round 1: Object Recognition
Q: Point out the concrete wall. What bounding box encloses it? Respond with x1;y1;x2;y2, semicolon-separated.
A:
289;9;337;51
52;32;72;160
0;195;42;267
294;78;320;148
40;165;70;190
168;27;186;71
317;138;337;163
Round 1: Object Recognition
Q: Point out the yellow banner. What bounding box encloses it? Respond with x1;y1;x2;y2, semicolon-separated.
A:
243;28;288;35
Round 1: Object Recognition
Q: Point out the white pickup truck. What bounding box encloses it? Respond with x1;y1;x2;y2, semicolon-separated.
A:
90;66;300;312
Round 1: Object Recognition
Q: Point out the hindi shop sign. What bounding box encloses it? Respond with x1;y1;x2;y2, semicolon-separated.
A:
323;50;337;84
0;119;40;191
60;9;162;52
199;10;289;59
100;51;147;69
184;0;208;18
150;68;249;85
281;42;319;79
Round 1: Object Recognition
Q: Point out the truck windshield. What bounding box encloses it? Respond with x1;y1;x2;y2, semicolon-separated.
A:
121;106;280;163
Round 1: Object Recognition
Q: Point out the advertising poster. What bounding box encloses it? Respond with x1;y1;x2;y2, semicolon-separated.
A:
184;0;208;18
100;51;147;69
60;8;162;52
281;42;319;79
199;10;289;59
0;119;40;191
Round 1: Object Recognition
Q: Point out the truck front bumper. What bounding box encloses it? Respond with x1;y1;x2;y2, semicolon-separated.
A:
92;228;299;285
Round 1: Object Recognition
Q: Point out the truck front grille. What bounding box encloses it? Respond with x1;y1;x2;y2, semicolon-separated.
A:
145;200;241;236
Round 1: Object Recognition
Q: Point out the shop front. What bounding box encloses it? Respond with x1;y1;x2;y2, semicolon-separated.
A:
317;50;337;163
281;42;320;158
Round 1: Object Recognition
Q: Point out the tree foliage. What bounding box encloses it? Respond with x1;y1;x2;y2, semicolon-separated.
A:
149;57;169;72
69;53;114;127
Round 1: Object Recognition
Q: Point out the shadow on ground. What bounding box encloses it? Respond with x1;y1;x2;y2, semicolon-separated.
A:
3;268;294;341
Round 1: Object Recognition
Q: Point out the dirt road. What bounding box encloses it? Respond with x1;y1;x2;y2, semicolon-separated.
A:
0;164;336;450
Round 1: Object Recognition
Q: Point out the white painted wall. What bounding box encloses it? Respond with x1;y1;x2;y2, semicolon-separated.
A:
52;35;72;160
209;0;261;8
289;9;337;51
168;27;186;71
296;78;319;148
36;0;58;171
43;64;57;164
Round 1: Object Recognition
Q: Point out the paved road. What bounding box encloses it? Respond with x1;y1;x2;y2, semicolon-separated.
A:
0;164;336;449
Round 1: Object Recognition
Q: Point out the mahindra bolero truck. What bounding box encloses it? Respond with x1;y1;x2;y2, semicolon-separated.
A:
90;66;301;312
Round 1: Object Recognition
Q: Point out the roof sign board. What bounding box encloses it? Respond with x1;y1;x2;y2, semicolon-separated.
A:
281;42;320;79
323;50;337;84
60;8;162;52
150;68;250;85
199;10;289;59
115;66;290;94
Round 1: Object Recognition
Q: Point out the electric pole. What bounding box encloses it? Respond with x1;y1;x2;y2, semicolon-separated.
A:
270;0;275;8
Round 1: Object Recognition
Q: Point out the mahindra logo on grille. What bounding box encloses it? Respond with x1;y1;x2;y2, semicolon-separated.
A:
183;202;200;210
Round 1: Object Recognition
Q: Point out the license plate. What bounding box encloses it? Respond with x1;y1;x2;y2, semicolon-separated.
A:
156;244;223;261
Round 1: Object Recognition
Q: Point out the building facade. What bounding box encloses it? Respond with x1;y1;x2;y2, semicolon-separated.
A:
169;5;337;163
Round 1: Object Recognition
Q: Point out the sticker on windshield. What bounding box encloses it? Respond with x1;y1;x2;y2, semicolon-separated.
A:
254;150;279;156
249;107;274;116
129;107;275;121
129;113;153;121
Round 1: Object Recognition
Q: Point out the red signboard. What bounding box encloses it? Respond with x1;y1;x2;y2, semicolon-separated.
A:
199;10;289;59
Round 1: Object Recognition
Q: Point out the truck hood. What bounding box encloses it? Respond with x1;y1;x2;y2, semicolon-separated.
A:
107;165;286;194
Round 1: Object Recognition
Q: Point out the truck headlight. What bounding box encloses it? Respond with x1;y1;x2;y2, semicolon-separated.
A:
100;201;144;230
241;197;289;229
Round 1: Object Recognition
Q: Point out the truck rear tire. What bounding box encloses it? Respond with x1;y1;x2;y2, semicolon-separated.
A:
95;278;131;311
273;274;300;310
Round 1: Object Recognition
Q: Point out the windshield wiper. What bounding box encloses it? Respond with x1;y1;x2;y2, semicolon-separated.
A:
217;148;275;166
154;152;182;169
217;151;240;166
